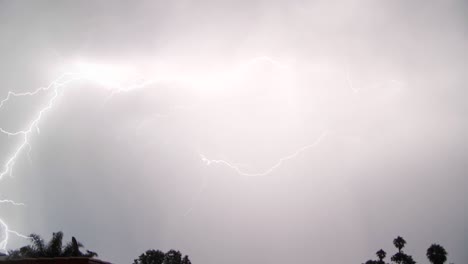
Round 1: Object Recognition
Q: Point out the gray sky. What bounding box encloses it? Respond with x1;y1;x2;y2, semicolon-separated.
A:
0;1;467;263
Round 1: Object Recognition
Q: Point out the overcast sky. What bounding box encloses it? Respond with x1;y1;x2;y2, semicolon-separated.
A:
0;1;467;263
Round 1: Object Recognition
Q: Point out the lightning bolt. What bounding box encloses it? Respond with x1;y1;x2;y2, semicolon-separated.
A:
200;130;328;177
0;68;150;252
345;64;406;94
183;130;328;216
0;73;84;180
0;73;85;253
0;200;25;206
0;218;30;252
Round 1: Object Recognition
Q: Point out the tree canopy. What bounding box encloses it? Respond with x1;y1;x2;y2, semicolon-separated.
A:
363;236;450;264
393;236;406;253
133;249;191;264
7;231;97;259
427;244;448;264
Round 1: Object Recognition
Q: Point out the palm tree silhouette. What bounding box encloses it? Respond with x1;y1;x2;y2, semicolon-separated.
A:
7;231;97;259
376;249;386;263
393;236;406;253
390;236;416;264
427;244;447;264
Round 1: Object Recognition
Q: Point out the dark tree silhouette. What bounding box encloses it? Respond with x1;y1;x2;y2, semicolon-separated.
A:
363;249;387;264
164;250;182;264
181;255;192;264
133;249;191;264
393;236;406;253
391;252;416;264
7;231;97;259
133;249;165;264
426;244;448;264
377;249;387;264
362;237;451;264
390;236;415;264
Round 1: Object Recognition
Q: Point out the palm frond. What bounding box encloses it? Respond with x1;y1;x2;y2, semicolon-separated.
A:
46;231;63;257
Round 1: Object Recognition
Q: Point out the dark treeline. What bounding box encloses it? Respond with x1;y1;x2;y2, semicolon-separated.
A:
6;231;192;264
133;249;191;264
363;236;450;264
8;231;452;264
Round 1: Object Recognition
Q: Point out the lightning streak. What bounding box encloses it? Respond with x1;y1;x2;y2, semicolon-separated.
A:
0;74;84;252
184;130;328;216
0;68;140;252
0;200;25;206
0;73;84;180
0;218;30;252
200;130;328;177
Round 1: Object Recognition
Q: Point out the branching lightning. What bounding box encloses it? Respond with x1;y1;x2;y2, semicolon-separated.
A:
0;69;149;252
0;218;30;252
0;73;83;180
0;73;86;252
